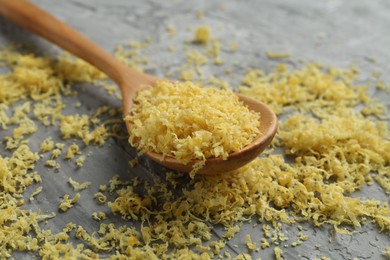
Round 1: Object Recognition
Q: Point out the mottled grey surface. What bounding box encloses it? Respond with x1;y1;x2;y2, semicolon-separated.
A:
1;0;389;259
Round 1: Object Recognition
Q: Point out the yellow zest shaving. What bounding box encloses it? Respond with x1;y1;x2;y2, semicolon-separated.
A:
75;155;86;168
40;137;54;153
68;177;91;191
92;212;107;221
266;51;291;59
261;238;270;249
59;194;81;212
246;234;257;251
29;186;43;201
65;144;80;159
45;159;61;169
194;26;211;44
274;246;284;260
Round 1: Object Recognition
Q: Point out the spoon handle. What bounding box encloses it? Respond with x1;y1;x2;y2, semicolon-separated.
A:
0;0;127;85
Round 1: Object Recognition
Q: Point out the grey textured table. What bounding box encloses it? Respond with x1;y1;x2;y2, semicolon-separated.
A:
1;0;389;259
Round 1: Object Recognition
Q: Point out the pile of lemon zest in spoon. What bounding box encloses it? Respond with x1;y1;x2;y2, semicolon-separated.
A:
126;80;261;176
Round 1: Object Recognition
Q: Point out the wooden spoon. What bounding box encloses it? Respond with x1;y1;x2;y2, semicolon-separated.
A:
0;0;277;175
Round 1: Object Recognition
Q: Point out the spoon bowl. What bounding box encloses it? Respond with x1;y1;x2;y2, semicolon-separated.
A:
0;0;277;175
144;94;277;174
